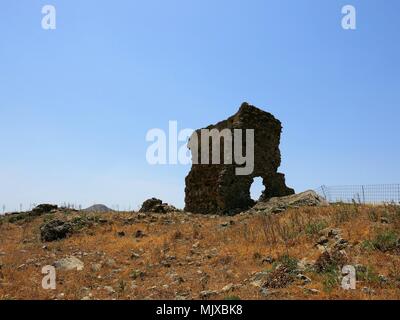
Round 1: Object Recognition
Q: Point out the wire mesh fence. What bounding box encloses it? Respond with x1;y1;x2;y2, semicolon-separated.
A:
315;184;400;204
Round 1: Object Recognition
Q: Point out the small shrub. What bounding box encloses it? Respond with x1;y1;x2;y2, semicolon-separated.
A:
8;212;36;224
389;205;400;228
43;214;55;223
314;250;348;273
336;208;351;224
253;252;262;260
305;220;328;236
171;230;183;240
371;230;399;252
276;223;300;244
70;216;95;230
262;254;299;289
361;240;375;251
357;266;380;284
40;219;73;242
367;208;379;222
118;280;127;293
322;270;340;293
273;254;298;274
263;265;294;289
130;269;145;280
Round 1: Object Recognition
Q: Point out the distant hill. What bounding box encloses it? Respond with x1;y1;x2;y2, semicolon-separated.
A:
83;204;113;213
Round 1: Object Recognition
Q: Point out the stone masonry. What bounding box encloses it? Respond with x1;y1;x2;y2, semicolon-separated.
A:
184;102;294;214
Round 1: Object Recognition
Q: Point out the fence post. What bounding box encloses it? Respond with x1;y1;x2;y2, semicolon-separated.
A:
321;185;327;199
321;185;330;202
362;185;366;204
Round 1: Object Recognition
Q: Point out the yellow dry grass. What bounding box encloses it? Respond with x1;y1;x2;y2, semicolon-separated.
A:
0;204;399;300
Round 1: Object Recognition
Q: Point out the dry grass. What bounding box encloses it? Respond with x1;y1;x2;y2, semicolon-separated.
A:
0;204;400;300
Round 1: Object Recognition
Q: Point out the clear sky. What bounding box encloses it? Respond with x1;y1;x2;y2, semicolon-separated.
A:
1;0;399;212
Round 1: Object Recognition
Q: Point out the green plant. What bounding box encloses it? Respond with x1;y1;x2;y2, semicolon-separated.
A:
367;208;379;222
273;254;298;274
43;214;55;223
305;220;328;236
70;215;95;230
388;205;400;228
371;230;398;252
322;270;340;293
130;269;145;280
118;280;127;293
276;223;300;244
7;213;32;224
357;266;380;284
361;240;375;251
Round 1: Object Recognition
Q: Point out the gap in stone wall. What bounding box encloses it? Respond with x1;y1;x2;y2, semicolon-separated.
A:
250;177;265;201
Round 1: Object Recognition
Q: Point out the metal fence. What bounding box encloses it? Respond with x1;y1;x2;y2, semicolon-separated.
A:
315;184;400;204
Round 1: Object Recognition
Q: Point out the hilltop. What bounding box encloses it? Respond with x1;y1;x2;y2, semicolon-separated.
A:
83;204;113;213
0;199;399;300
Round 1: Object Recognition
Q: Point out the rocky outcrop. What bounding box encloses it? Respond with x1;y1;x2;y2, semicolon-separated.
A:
314;249;348;273
185;102;294;214
31;204;58;216
139;198;178;213
40;219;73;242
247;190;329;215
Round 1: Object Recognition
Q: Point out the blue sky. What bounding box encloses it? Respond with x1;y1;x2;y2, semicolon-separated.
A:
0;0;399;211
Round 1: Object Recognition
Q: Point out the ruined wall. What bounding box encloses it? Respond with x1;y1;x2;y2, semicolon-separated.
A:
184;102;294;214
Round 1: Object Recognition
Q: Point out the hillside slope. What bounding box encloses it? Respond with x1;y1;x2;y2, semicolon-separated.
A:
0;204;400;300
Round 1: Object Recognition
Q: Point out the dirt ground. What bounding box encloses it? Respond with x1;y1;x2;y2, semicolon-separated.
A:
1;204;400;300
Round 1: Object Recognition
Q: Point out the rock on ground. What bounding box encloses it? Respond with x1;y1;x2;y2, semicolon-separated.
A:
53;256;84;271
31;204;58;216
139;198;178;213
262;265;295;289
40;219;73;242
248;190;329;215
314;249;348;273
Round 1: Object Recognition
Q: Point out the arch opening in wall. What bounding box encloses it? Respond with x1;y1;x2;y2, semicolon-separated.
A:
250;177;265;202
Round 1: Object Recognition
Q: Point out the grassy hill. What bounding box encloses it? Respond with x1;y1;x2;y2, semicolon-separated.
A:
0;203;399;300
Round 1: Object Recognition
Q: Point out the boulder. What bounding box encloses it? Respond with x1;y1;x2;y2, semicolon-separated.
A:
199;290;219;299
261;265;295;289
31;204;58;216
40;219;73;242
139;198;178;213
54;256;84;271
314;249;348;273
248;190;329;215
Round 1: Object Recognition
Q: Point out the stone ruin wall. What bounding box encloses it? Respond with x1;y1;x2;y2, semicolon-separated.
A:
184;102;294;214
